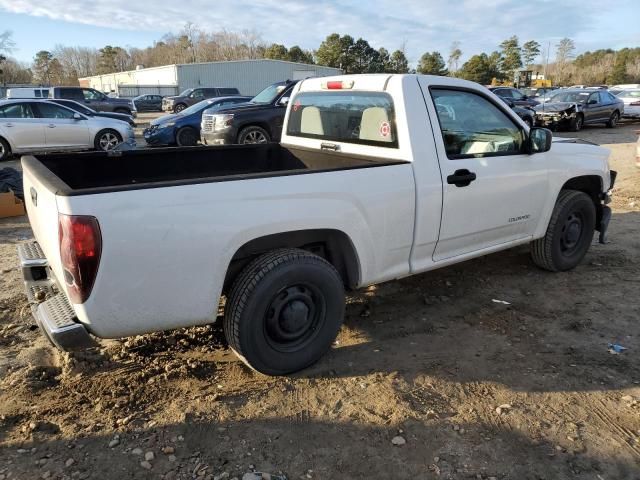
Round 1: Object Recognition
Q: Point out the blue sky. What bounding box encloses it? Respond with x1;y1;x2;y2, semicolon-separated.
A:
1;0;639;66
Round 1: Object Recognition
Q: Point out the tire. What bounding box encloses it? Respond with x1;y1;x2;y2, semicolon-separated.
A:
530;190;596;272
175;127;199;146
237;126;270;144
0;137;11;162
114;108;130;115
94;129;123;152
606;111;619;128
224;248;345;375
570;114;584;132
174;104;187;113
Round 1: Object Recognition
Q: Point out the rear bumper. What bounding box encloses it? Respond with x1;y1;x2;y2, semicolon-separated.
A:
17;242;94;351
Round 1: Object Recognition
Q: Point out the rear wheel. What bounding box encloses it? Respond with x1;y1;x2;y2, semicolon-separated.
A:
570;114;584;132
94;129;122;152
224;248;345;375
174;104;187;113
0;137;11;162
530;190;596;272
176;127;199;146
606;111;619;128
238;126;270;144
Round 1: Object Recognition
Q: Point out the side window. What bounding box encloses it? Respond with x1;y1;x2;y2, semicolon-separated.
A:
511;89;525;100
82;89;103;101
61;88;83;101
0;103;35;118
191;89;204;99
219;88;239;95
599;92;611;103
37;103;76;119
494;89;511;98
35;90;42;98
587;92;599;105
431;89;525;159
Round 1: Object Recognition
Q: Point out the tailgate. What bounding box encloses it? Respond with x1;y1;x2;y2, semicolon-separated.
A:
22;159;64;283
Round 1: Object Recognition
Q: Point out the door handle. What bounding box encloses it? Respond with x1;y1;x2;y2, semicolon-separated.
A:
447;169;477;187
47;124;56;128
5;123;13;127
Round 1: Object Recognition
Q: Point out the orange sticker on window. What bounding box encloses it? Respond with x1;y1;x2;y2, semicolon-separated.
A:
379;121;390;137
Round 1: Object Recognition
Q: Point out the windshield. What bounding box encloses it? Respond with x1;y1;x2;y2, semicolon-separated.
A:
251;84;287;104
179;100;215;116
178;89;194;97
550;91;591;104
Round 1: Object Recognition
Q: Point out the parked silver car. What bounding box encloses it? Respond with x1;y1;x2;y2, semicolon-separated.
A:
0;99;135;161
616;89;640;119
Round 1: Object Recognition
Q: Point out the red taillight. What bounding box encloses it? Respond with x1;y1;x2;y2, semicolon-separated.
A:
58;214;102;304
326;81;344;90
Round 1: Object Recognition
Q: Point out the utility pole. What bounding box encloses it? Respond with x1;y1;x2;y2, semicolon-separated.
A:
543;41;551;80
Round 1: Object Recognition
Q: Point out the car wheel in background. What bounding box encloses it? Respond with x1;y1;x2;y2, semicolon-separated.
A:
530;190;596;272
238;126;270;144
224;248;345;375
176;127;199;147
606;111;619;128
94;129;123;152
0;137;11;161
174;104;187;113
570;114;584;132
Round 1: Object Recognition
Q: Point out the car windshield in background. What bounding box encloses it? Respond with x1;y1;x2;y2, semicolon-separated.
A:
251;84;286;104
178;89;194;97
620;90;640;98
179;100;215;116
550;91;591;103
286;91;397;148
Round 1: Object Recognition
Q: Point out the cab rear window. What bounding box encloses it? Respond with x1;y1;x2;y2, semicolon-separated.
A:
286;91;398;148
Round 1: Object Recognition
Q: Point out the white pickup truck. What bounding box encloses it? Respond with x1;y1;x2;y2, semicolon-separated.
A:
19;74;616;375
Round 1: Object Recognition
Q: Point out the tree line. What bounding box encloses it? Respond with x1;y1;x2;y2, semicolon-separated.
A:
1;26;639;88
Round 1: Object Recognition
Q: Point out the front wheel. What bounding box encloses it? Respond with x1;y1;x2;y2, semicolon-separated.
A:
174;104;186;113
570;114;584;132
530;190;596;272
176;127;199;146
224;248;345;375
94;129;122;151
606;111;619;128
237;126;270;144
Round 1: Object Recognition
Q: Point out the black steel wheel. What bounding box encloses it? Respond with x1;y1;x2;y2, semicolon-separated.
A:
176;127;199;146
531;190;596;271
224;248;345;375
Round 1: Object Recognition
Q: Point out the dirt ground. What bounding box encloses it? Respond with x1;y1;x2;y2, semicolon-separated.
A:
1;122;639;480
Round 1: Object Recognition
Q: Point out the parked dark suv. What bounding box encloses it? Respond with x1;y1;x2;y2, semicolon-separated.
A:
200;80;297;145
488;87;539;108
162;87;240;113
49;87;136;116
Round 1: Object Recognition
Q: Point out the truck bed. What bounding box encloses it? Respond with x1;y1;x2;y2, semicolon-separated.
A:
23;144;407;196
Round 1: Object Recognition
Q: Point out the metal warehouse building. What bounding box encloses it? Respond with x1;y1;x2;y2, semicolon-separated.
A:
79;59;342;97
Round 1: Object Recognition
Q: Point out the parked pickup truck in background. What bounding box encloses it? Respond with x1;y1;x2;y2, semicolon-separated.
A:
48;87;137;117
19;74;615;375
162;87;241;113
200;80;297;145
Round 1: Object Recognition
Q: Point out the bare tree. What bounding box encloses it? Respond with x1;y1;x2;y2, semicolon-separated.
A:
447;41;462;73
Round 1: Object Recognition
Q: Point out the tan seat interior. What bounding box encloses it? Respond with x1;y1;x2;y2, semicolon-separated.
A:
360;107;392;142
300;106;324;135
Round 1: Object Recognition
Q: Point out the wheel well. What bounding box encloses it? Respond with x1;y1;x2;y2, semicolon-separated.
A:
561;175;603;227
96;128;122;140
223;229;360;292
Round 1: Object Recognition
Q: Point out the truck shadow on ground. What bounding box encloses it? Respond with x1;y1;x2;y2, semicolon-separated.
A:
1;416;639;480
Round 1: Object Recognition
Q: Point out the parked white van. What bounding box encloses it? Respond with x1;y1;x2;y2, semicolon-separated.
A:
6;87;51;99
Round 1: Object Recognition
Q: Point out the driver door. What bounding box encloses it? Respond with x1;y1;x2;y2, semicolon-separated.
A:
421;84;550;261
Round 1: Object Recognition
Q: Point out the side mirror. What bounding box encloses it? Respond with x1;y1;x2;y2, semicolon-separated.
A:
527;127;552;154
73;113;83;120
279;96;290;106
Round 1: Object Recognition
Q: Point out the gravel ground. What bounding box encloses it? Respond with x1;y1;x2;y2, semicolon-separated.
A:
0;122;639;480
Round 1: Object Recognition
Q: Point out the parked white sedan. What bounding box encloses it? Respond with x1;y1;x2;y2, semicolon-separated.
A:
616;89;640;119
0;99;135;161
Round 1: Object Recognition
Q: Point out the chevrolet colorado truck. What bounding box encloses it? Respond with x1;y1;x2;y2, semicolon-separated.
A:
19;74;616;375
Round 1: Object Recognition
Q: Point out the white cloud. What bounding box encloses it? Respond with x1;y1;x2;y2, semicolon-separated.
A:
1;0;638;63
